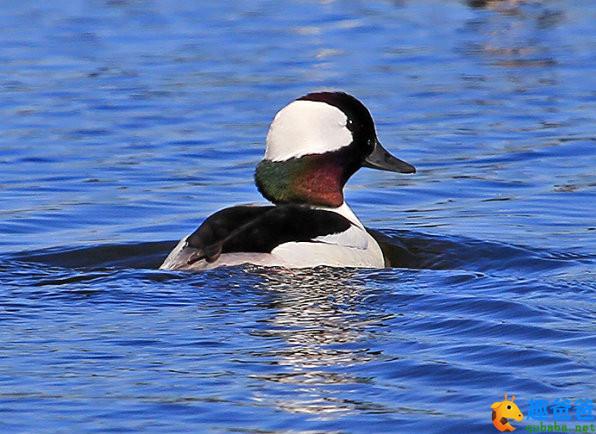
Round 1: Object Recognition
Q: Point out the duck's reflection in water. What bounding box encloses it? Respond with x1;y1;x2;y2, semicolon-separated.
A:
244;266;395;417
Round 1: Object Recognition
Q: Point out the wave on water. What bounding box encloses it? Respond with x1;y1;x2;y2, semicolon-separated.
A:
5;230;593;277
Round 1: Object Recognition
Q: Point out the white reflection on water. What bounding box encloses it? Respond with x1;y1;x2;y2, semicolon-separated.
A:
246;267;396;416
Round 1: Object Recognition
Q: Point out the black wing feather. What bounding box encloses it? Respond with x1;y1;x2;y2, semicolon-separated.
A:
185;204;352;264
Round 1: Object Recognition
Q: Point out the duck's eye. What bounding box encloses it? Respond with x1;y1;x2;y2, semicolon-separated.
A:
346;119;354;130
507;405;511;410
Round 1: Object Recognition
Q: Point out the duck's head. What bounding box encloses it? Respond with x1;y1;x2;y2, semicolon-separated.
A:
255;91;415;207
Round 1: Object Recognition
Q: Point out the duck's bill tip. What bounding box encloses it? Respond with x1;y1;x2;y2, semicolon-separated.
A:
364;141;416;174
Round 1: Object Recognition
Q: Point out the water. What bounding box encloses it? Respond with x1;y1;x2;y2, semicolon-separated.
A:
1;1;595;432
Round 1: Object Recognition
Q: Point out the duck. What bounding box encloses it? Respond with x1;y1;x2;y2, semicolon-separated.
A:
160;91;415;271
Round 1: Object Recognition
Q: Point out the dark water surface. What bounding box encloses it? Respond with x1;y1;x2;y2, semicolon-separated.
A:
1;1;595;433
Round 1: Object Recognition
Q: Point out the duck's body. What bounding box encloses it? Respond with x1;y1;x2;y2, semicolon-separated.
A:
160;203;385;270
160;91;415;271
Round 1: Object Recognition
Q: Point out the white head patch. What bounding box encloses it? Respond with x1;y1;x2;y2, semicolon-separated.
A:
264;100;353;161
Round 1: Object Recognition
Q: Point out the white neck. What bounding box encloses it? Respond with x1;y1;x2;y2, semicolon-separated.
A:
314;202;365;229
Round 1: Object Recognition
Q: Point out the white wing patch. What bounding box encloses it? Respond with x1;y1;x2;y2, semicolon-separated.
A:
271;224;385;268
312;224;369;249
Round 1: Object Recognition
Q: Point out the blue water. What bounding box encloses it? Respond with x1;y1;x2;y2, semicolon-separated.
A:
1;1;595;433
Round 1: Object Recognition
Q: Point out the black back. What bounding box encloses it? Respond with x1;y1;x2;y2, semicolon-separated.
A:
184;204;352;264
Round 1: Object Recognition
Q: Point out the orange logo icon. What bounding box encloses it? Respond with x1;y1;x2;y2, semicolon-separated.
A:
491;393;524;432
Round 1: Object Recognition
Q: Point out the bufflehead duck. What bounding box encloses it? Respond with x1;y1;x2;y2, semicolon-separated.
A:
160;91;415;271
